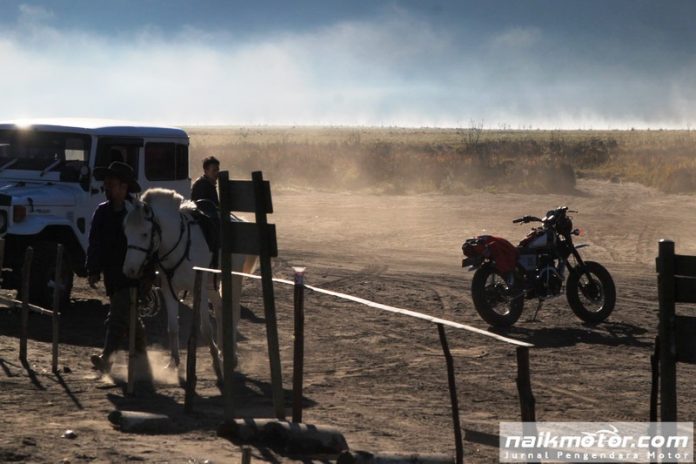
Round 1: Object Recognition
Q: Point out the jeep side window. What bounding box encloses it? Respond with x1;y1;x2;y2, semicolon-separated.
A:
94;140;140;176
144;142;188;181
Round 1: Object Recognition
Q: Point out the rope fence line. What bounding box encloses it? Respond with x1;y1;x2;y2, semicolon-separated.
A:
192;266;533;348
191;264;536;463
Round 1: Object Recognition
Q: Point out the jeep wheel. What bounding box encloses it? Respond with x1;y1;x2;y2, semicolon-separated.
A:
19;242;73;310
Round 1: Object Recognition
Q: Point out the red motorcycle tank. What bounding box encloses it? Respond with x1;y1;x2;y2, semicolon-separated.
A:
463;235;519;274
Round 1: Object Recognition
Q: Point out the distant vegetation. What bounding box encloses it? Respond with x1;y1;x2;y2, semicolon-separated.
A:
185;127;696;194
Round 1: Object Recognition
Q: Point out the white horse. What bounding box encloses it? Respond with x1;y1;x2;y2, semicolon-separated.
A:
122;188;257;376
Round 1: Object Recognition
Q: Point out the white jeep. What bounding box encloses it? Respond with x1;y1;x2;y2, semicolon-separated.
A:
0;119;190;307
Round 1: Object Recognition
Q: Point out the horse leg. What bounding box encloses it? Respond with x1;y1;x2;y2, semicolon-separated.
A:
161;278;180;369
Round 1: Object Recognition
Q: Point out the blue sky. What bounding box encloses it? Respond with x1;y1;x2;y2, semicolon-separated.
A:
1;0;695;128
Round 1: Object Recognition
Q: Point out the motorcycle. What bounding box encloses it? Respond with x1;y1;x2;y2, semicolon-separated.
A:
461;206;615;327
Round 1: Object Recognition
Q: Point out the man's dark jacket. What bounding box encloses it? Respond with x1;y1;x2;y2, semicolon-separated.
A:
191;175;219;205
86;199;139;296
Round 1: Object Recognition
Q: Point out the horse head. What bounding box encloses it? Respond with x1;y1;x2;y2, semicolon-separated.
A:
123;199;159;279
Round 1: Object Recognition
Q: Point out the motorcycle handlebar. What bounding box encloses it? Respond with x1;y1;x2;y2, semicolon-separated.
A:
513;215;542;224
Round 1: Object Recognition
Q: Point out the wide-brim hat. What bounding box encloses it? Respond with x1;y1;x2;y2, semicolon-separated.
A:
93;161;141;193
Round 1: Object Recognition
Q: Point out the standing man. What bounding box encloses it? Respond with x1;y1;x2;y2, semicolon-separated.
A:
87;161;147;373
191;156;220;205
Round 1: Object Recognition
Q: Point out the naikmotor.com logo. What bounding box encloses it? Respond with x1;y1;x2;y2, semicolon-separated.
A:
500;422;693;463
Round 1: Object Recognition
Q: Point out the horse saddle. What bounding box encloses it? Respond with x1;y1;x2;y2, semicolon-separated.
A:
192;200;220;266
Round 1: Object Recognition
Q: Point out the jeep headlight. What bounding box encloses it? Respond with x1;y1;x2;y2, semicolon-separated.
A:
0;211;6;233
12;205;26;223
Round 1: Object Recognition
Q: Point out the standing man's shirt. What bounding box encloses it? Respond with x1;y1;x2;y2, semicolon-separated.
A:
191;175;219;206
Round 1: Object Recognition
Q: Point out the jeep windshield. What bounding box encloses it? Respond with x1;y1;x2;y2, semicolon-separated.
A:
0;129;91;173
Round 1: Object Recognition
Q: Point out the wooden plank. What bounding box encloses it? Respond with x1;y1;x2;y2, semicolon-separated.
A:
675;315;696;364
253;171;285;420
19;247;33;365
224;179;273;214
674;254;696;277
674;276;696;303
185;270;203;413
218;170;236;422
437;324;463;464
657;239;677;421
51;244;63;373
222;222;278;257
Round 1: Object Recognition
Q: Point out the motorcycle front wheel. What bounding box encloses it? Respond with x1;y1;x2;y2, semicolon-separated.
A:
566;261;616;324
471;266;524;327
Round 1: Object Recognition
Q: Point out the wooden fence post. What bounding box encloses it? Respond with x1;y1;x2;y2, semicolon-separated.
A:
185;270;203;413
657;239;677;421
219;171;236;421
516;347;536;422
127;287;138;396
51;244;63;373
253;170;285;420
241;446;252;464
19;247;33;365
0;238;5;284
437;324;463;464
292;266;306;423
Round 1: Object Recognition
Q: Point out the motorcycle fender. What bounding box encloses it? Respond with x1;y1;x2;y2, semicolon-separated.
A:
462;256;482;268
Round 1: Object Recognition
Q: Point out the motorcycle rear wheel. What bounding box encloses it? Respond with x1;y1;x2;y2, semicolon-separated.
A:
566;261;616;324
471;266;524;327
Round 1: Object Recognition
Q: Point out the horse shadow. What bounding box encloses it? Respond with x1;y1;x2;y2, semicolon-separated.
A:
105;371;318;436
490;321;651;349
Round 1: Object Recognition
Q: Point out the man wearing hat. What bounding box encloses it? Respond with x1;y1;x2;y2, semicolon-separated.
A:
86;161;147;373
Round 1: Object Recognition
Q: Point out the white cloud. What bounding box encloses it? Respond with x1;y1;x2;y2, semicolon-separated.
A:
18;3;54;22
0;6;694;129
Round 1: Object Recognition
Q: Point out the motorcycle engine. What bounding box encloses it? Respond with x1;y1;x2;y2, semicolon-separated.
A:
536;265;564;298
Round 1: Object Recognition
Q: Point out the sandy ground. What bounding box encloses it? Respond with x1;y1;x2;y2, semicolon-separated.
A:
1;179;695;463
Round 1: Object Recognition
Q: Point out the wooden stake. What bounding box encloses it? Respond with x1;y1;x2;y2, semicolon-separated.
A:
292;267;306;423
51;244;63;373
0;238;5;285
19;247;33;365
516;347;536;422
437;323;463;464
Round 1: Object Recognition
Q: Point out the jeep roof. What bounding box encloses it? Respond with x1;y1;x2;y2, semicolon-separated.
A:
0;118;188;139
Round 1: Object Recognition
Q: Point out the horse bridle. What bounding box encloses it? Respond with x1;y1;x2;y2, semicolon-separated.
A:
127;204;192;300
